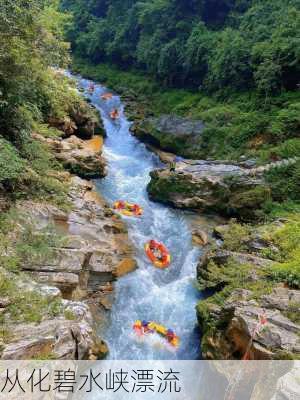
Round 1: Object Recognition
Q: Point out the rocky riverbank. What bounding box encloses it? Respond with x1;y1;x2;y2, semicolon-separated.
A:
0;87;136;360
56;64;299;361
179;209;299;360
33;133;107;179
121;91;204;159
147;159;270;220
197;221;300;360
118;87;300;360
146;161;300;360
131;114;205;159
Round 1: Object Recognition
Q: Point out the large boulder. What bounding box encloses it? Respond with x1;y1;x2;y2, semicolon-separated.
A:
69;102;104;139
1;299;108;360
49;100;104;140
131;115;204;158
33;133;107;179
147;160;271;220
198;288;300;360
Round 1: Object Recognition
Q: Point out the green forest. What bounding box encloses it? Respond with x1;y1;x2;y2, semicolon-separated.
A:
0;1;101;288
1;0;299;212
63;0;300;93
63;0;300;213
0;0;69;198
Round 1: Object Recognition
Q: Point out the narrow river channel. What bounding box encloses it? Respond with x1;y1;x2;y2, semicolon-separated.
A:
76;76;203;360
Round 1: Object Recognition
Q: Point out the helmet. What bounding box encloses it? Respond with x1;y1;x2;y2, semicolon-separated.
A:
142;320;148;327
149;240;156;247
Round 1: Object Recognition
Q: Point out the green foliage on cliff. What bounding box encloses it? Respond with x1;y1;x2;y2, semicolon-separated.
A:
197;217;300;331
63;0;300;94
0;209;67;273
67;1;300;207
0;138;26;184
0;270;62;325
0;1;77;207
0;1;78;292
265;218;300;288
0;0;71;140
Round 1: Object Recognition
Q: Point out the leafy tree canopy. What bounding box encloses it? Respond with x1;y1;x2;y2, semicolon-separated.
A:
62;0;300;95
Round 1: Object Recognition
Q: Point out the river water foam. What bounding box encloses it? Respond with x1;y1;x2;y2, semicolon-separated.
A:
76;77;202;360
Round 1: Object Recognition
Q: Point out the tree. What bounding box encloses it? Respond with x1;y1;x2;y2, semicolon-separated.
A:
62;0;300;95
157;39;185;85
185;22;215;87
206;28;252;91
0;0;70;143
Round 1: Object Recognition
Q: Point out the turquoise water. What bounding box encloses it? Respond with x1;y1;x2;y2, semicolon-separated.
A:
77;77;202;360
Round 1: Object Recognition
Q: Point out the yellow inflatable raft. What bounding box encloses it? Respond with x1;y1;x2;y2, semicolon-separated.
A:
113;201;143;217
133;320;179;348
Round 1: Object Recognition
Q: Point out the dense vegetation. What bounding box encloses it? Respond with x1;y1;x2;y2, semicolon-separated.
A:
0;0;72;202
62;0;300;94
0;0;77;323
63;0;300;156
64;0;300;215
0;0;107;346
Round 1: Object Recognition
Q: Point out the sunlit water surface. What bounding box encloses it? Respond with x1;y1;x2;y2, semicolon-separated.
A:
75;77;203;360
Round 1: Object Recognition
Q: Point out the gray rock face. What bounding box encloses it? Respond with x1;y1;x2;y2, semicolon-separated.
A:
131;115;205;158
148;160;271;220
227;303;300;358
261;288;300;311
149;115;205;137
33;134;107;179
19;176;136;300
197;243;300;360
1;300;108;360
198;286;300;360
203;249;274;268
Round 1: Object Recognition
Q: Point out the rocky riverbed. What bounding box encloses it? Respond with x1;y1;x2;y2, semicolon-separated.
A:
0;93;136;360
120;90;300;360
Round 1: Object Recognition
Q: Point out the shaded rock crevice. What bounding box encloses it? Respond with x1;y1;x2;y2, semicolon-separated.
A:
48;98;105;140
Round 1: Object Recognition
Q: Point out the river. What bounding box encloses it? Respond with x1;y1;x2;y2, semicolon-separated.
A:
76;76;204;360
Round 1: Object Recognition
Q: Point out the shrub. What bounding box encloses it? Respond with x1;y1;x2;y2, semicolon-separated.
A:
0;137;25;184
266;161;300;202
265;219;300;288
0;270;63;324
222;221;251;252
